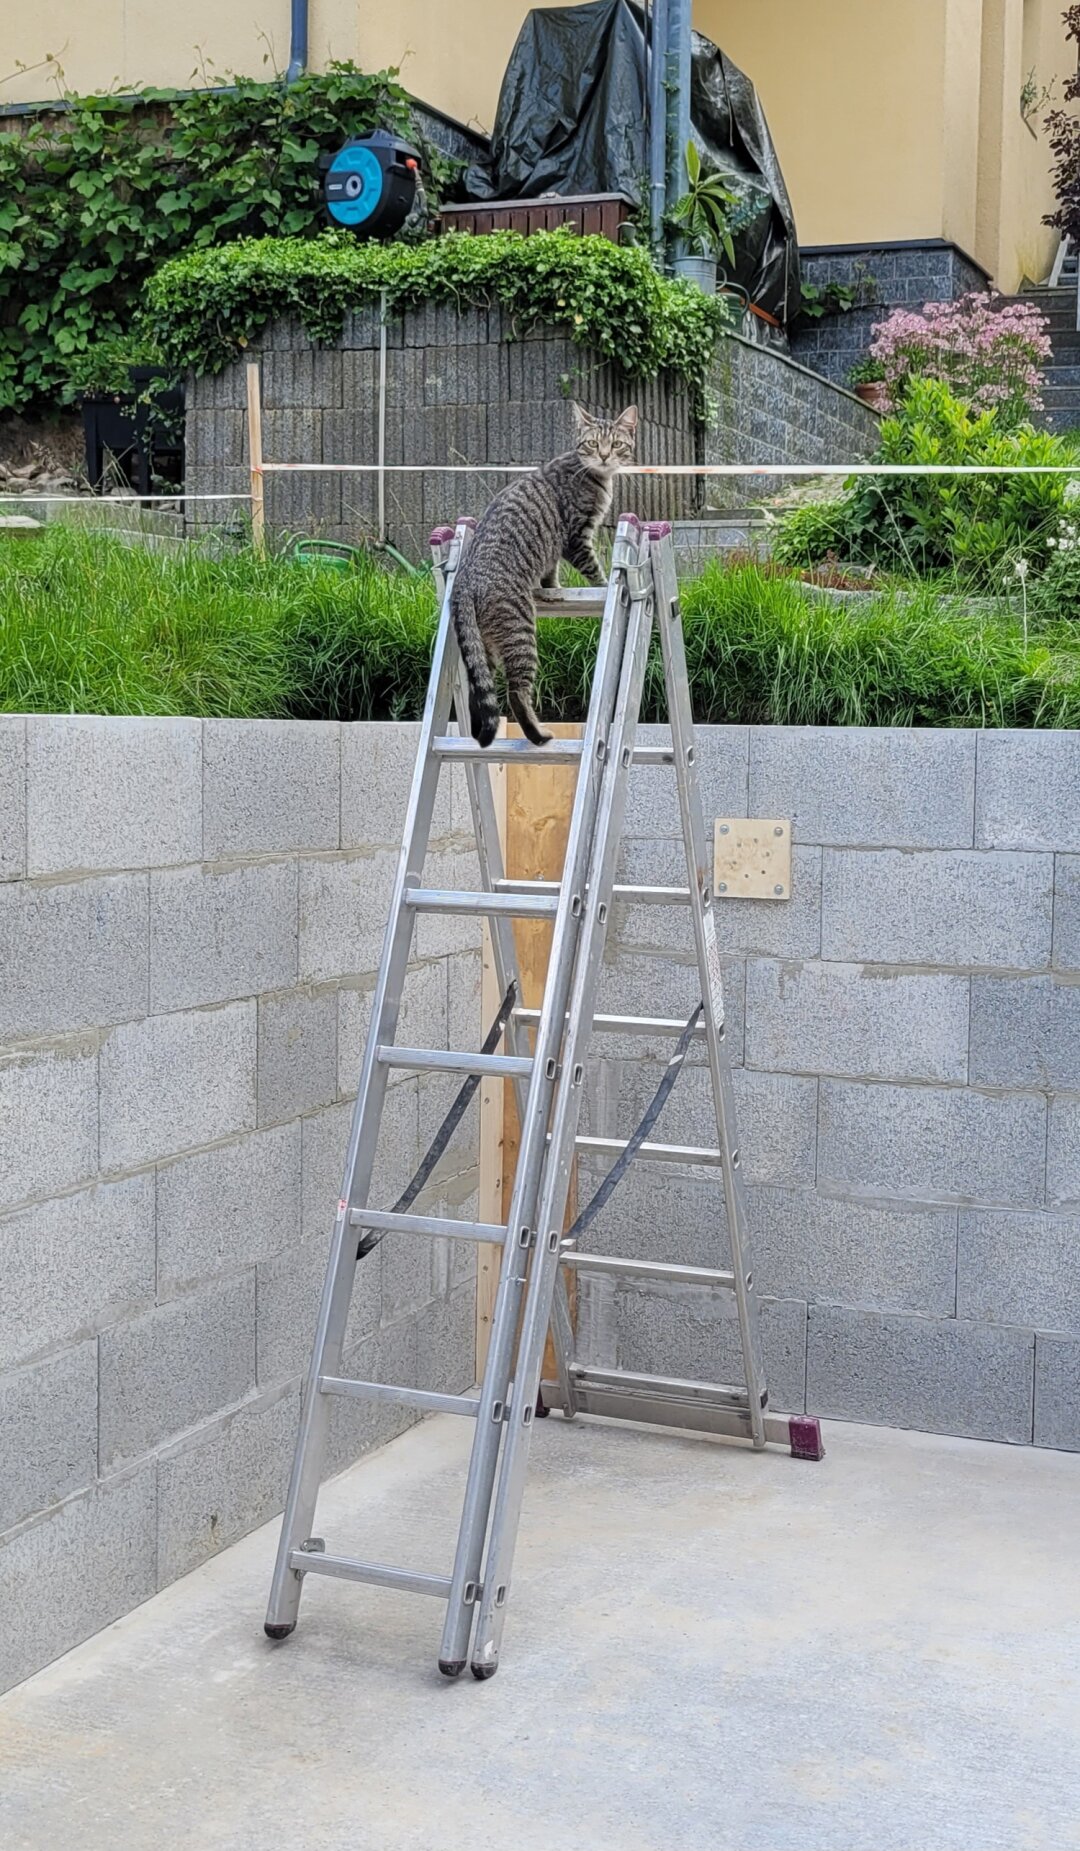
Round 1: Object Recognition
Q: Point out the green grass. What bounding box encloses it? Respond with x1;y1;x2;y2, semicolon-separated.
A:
3;526;1080;728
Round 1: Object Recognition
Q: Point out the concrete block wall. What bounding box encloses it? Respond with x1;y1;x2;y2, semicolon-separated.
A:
0;716;480;1694
704;331;880;511
185;306;697;561
580;724;1080;1455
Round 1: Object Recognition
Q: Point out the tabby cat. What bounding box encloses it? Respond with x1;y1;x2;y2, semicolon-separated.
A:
451;402;639;747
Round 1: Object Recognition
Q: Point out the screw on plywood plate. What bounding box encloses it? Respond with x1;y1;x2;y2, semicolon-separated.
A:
713;818;792;902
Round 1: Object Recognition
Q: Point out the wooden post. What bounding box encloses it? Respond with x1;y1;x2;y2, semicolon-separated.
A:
245;360;265;552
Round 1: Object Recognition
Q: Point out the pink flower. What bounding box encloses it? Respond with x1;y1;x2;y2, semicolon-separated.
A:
867;291;1050;418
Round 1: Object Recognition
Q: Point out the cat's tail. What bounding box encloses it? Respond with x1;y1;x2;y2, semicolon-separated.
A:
451;583;500;747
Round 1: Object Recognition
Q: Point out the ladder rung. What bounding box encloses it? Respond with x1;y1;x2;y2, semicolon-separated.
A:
432;737;583;765
534;588;608;616
560;1251;735;1290
571;1364;750;1410
496;880;690;906
575;1133;721;1166
519;1010;707;1041
289;1551;452;1599
377;1045;532;1078
541;1378;794;1448
348;1208;506;1242
632;745;676;765
319;1377;480;1418
405;887;558;919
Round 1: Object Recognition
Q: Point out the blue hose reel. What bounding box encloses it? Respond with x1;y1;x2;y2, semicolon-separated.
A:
322;129;420;237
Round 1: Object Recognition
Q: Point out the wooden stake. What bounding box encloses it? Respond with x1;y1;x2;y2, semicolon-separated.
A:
246;360;265;552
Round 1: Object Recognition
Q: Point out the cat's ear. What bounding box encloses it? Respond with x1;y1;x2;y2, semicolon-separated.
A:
571;401;597;432
615;405;639;435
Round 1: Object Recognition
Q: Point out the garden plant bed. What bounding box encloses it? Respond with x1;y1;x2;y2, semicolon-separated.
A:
4;523;1080;730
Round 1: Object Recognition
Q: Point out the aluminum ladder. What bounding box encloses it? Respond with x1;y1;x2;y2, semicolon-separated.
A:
264;511;823;1682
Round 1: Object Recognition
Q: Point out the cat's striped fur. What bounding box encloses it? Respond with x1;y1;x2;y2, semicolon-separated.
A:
451;402;638;746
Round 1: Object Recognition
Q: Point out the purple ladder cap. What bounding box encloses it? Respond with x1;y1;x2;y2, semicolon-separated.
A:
647;521;673;540
457;515;478;530
789;1415;825;1461
617;511;643;531
428;526;455;546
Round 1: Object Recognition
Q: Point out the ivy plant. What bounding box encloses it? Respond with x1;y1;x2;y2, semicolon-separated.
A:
0;63;458;414
146;228;734;407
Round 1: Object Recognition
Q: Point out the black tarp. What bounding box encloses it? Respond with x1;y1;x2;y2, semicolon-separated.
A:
462;0;800;325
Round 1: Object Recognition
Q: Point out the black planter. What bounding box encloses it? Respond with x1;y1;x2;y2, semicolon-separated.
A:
81;370;185;498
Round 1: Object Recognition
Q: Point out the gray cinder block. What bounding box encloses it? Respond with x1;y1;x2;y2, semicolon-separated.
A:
0;1464;156;1695
821;848;1053;968
818;1078;1046;1206
300;1081;418;1244
99;1272;256;1471
26;715;202;876
0;1341;98;1533
298;850;398;983
323;1314;419;1480
341;722;452;850
597;1061;816;1187
337;960;448;1097
969;976;1080;1089
1048;1098;1080;1206
745;958;970;1084
156;1384;300;1586
419;1282;477;1396
150;859;298;1012
623;725;749;838
1034;1334;1080;1450
258;985;338;1126
99;1001;257;1171
0;1039;98;1207
751;1185;957;1316
748;726;976;848
0;1173;155;1373
156;1122;301;1296
0;872;148;1041
958;1208;1080;1332
806;1304;1034;1443
203;720;340;858
1052;854;1080;970
0;716;25;881
976;730;1080;851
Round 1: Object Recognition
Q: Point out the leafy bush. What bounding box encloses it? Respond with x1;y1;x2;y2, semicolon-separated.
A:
0;64;454;414
1044;6;1080;249
769;500;852;567
146;229;733;402
6;523;1080;730
773;380;1075;585
868;292;1051;425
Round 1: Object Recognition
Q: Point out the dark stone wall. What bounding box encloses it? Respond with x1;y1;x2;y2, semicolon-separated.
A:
185;305;697;560
790;240;992;388
704;332;880;509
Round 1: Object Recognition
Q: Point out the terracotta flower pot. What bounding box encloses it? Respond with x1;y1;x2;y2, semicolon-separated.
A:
854;380;888;411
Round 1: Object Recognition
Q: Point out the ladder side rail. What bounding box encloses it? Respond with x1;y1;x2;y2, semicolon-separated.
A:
264;536;464;1636
648;526;768;1446
437;517;640;1675
468;519;657;1677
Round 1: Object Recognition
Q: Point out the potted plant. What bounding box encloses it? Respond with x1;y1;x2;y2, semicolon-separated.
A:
848;355;888;411
667;142;741;295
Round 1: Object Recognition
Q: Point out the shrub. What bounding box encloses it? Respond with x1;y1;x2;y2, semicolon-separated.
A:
1044;6;1080;250
773;380;1075;585
146;229;733;404
1029;500;1080;623
769;500;852;567
0;64;453;415
869;292;1051;425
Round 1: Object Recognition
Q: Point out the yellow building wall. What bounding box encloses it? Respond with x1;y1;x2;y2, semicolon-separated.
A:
0;0;1069;290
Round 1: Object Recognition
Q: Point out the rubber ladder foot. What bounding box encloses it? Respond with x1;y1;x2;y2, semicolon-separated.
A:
438;1659;466;1679
789;1415;825;1461
471;1662;498;1681
264;1621;296;1641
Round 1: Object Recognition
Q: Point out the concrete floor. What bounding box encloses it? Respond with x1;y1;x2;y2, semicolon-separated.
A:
1;1415;1079;1851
